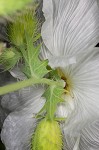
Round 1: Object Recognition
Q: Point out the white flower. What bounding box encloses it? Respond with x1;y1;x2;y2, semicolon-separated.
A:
1;86;45;150
1;0;99;150
41;0;99;149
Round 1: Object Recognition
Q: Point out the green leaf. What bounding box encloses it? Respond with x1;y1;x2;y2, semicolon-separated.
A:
22;34;49;78
55;117;66;122
6;8;47;78
0;0;32;16
48;69;61;81
43;85;65;120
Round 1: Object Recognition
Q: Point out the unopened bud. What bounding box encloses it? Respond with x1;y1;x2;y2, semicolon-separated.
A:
32;119;63;150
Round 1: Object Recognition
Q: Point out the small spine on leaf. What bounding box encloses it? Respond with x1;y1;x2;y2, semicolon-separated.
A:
31;119;63;150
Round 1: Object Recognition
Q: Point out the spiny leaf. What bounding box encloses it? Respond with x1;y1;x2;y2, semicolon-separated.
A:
21;32;49;78
43;85;65;120
6;7;47;78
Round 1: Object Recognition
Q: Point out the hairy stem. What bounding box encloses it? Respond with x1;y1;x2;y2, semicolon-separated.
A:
0;78;64;95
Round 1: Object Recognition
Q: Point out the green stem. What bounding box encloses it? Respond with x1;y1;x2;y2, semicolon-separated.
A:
0;78;64;95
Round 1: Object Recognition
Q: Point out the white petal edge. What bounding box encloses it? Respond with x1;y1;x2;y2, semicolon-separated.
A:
0;105;8;129
80;120;99;150
57;48;99;136
10;67;26;80
41;0;99;57
1;85;45;112
1;86;45;150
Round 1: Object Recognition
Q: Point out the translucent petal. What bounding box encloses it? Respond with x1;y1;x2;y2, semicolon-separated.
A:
0;105;8;129
10;67;26;80
1;85;44;112
1;87;45;150
80;120;99;150
1;92;20;112
63;120;99;150
40;44;76;68
41;0;99;57
62;134;81;150
1;112;36;150
57;48;99;136
48;55;76;68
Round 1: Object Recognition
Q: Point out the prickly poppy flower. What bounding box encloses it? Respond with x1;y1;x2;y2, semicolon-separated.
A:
1;0;99;150
41;0;99;149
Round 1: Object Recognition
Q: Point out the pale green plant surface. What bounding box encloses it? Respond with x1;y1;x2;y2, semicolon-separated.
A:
43;85;65;120
0;0;32;15
32;119;63;150
0;48;21;71
22;34;48;78
7;7;39;47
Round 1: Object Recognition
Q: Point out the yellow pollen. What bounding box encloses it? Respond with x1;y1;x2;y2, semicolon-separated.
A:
57;68;73;96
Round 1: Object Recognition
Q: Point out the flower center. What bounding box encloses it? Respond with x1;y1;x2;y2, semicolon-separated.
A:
57;68;72;95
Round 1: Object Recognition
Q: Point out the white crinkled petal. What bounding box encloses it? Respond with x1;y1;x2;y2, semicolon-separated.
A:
63;134;80;150
1;112;36;150
41;0;99;57
1;92;20;111
0;105;8;129
1;87;45;150
57;48;99;136
97;0;99;7
40;45;77;68
63;120;99;150
80;120;99;150
57;94;75;118
48;56;76;68
1;85;45;112
73;136;80;150
10;67;27;80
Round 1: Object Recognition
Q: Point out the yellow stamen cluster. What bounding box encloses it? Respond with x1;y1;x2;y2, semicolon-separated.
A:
57;68;73;94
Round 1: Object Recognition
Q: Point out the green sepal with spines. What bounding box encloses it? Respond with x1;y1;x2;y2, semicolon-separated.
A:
7;7;49;79
7;7;38;47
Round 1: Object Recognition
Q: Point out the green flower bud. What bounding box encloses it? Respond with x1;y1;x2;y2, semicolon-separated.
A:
4;50;15;59
0;48;21;70
32;119;63;150
7;7;39;47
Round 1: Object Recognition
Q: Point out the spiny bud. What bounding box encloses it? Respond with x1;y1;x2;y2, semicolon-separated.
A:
31;119;63;150
7;7;39;47
0;48;21;70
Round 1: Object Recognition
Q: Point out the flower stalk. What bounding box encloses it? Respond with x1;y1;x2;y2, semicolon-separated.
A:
0;77;65;95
